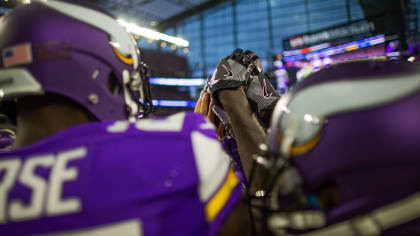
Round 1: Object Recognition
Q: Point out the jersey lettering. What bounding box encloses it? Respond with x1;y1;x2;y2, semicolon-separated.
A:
0;147;86;223
107;120;130;133
9;155;54;221
46;147;86;216
135;112;185;132
107;112;186;133
0;158;21;223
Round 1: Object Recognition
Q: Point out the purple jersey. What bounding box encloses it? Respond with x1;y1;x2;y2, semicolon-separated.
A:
0;112;242;236
221;136;245;181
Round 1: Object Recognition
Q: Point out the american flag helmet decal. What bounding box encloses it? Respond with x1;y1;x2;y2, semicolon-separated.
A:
2;43;33;68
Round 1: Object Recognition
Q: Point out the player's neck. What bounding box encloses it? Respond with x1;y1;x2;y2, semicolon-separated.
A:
13;104;91;149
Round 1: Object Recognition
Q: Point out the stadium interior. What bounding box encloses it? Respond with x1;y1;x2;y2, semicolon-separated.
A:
0;0;420;235
1;0;415;116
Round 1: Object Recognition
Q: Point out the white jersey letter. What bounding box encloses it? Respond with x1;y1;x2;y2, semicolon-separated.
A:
47;147;86;216
9;155;54;221
0;158;21;223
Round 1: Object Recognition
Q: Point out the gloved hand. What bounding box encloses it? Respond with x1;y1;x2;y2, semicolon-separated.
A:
246;72;280;114
207;49;261;105
206;49;280;128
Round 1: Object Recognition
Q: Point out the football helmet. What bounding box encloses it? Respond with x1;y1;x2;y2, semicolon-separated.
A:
0;0;152;121
251;58;420;236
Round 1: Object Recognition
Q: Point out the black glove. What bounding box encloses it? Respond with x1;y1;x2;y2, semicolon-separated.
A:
207;49;280;111
205;49;280;130
246;72;280;114
207;49;261;103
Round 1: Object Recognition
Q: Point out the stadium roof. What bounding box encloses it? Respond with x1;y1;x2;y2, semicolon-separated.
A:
87;0;224;30
0;0;228;30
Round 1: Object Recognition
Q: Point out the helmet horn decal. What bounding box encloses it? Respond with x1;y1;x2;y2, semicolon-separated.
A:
277;132;322;156
112;46;133;65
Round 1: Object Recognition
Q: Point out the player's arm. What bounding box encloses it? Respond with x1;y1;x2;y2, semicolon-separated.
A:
217;87;266;188
194;88;264;235
205;49;276;190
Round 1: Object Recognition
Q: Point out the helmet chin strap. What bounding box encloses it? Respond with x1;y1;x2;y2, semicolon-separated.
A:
280;115;299;158
133;68;147;116
122;69;139;122
270;191;420;236
269;115;301;210
269;211;326;234
121;32;148;121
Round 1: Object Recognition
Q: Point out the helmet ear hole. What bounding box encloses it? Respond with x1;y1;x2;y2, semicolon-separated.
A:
108;72;121;96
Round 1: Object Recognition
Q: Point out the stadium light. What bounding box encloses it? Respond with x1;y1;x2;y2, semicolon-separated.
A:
152;99;197;108
117;19;189;47
149;77;206;87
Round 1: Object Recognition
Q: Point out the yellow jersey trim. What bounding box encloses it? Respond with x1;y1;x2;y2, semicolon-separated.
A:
205;169;239;221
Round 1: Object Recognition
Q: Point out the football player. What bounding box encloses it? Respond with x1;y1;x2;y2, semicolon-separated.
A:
257;58;420;235
196;49;284;235
0;1;246;235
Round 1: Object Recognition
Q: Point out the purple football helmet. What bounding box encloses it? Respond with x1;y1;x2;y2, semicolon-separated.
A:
0;0;152;121
252;58;420;236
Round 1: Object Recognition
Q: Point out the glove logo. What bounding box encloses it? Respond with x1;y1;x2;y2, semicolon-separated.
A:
263;79;273;99
208;70;219;87
222;64;233;78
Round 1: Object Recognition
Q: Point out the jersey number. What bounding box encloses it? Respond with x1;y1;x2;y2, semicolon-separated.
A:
0;147;86;223
107;113;186;133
